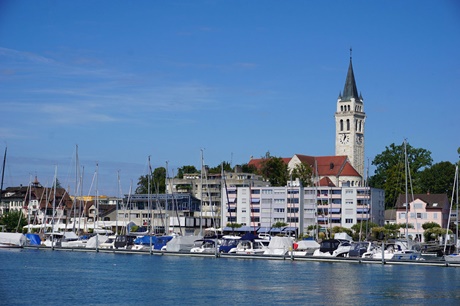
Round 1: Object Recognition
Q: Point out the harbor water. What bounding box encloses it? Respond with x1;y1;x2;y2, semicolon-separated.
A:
1;249;460;305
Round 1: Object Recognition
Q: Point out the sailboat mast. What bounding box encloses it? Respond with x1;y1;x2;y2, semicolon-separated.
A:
0;147;7;208
200;149;204;236
404;140;409;239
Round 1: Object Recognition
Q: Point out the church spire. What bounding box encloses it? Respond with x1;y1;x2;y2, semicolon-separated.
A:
341;49;360;101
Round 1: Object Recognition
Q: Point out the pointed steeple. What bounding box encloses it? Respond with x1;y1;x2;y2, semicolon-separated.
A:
341;50;360;101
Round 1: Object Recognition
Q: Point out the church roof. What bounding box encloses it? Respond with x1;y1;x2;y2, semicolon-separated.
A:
248;155;361;179
294;154;360;177
341;58;360;101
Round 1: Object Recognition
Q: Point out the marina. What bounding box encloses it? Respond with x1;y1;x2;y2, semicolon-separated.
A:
2;247;460;306
20;244;460;268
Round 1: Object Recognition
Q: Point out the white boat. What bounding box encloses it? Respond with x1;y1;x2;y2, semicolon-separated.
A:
42;232;65;247
190;239;217;253
290;240;320;256
371;240;421;260
232;239;269;255
444;254;460;263
99;235;117;249
264;236;293;255
313;239;352;257
0;232;27;248
60;232;87;248
313;232;353;257
163;235;202;252
85;234;109;248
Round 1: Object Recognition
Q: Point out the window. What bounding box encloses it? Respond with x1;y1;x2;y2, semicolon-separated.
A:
274;208;285;213
251;189;260;194
346;119;350;130
433;213;438;219
345;219;353;224
414;203;423;209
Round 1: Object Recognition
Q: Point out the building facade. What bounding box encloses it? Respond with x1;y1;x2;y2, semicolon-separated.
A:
395;193;450;242
221;185;385;237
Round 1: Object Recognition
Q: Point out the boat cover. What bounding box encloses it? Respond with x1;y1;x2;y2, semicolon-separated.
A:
264;236;293;255
25;233;41;245
166;235;202;252
0;233;27;247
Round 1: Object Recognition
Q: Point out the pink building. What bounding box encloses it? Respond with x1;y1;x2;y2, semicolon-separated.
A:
395;194;450;242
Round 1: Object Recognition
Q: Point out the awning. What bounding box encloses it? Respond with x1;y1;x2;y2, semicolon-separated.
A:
328;208;341;213
227;198;236;203
251;198;260;203
357;208;369;213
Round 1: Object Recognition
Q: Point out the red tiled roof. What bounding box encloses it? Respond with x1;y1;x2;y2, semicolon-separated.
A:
318;177;336;187
248;157;290;168
248;154;361;179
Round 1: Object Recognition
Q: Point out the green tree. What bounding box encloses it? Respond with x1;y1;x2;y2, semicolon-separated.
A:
135;167;166;194
0;210;27;232
175;165;199;179
291;162;313;187
259;152;289;187
208;161;232;174
240;163;257;174
351;221;379;240
419;161;456;198
369;142;433;208
272;221;288;228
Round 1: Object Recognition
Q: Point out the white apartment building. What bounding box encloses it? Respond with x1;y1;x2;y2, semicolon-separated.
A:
221;185;385;236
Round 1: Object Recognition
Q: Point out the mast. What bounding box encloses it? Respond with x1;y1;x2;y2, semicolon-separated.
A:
404;140;409;239
52;165;57;249
95;163;99;251
0;147;6;211
148;156;152;251
200;149;204;236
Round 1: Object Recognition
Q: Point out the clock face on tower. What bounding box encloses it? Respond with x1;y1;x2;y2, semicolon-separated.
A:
339;133;349;144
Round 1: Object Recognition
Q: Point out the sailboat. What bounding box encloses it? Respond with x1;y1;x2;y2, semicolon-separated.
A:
444;164;459;262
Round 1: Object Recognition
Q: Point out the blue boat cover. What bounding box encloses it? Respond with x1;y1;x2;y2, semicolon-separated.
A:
25;233;41;245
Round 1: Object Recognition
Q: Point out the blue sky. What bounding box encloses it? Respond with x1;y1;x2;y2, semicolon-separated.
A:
0;1;459;196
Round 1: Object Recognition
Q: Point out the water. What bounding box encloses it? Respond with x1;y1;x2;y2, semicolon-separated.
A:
1;249;460;305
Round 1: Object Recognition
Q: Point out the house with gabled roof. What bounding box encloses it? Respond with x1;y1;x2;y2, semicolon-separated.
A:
395;193;450;242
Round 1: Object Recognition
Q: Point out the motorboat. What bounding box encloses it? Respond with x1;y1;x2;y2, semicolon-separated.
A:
99;235;117;249
290;239;320;256
190;239;217;253
218;235;241;253
372;240;421;260
232;239;269;255
60;232;87;248
312;239;352;257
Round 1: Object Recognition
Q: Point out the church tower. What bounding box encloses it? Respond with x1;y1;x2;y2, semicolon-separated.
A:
335;51;366;178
